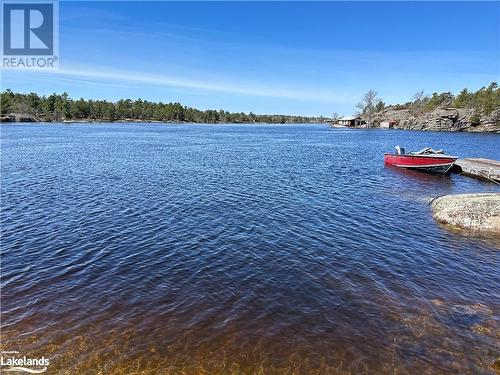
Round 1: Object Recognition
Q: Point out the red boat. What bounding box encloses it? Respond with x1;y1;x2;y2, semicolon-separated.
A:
384;146;458;174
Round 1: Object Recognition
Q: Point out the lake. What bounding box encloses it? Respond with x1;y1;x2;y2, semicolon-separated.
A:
1;123;499;374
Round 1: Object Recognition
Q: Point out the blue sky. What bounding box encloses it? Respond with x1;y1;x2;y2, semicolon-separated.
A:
2;1;499;116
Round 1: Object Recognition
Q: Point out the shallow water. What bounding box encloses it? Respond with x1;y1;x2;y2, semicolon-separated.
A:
1;123;499;374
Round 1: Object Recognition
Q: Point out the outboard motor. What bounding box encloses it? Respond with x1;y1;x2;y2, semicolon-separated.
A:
395;146;405;155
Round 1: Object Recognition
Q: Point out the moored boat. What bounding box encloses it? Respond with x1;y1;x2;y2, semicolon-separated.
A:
384;146;458;174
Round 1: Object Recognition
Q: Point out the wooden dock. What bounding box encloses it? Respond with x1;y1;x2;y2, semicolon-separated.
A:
455;158;500;184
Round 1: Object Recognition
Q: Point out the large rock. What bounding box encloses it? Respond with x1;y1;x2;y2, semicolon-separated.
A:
0;115;16;122
431;193;500;234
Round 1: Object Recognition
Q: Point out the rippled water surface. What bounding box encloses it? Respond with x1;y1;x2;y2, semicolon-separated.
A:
1;123;500;374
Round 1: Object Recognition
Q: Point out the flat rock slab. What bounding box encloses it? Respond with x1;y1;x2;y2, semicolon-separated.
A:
455;158;500;183
431;193;500;235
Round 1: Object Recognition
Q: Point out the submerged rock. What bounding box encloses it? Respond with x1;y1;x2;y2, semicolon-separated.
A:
431;193;500;235
449;305;488;327
493;359;500;371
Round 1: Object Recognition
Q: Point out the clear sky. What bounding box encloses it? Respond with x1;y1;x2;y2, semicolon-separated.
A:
2;1;499;116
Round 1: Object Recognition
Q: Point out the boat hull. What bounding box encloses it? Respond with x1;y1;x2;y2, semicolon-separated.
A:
384;154;458;174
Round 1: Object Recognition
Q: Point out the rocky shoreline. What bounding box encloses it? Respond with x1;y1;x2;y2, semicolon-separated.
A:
369;107;500;133
1;113;40;123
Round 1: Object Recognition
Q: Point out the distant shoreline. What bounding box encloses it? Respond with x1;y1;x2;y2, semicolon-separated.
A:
0;116;328;125
2;118;499;132
0;90;328;124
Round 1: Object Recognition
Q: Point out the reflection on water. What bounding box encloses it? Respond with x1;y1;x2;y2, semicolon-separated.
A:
1;124;499;374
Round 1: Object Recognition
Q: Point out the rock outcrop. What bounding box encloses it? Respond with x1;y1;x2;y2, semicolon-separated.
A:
0;113;39;122
431;193;500;235
370;108;500;132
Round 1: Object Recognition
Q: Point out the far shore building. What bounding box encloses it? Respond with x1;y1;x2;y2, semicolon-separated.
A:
337;116;362;127
380;119;397;128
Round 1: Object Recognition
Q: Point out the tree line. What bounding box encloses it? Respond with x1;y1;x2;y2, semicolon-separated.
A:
388;82;500;114
0;90;327;124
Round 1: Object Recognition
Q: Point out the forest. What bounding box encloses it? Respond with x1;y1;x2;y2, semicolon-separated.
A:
0;90;326;124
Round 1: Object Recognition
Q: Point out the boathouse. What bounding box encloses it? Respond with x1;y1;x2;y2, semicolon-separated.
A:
337;116;361;127
380;119;397;128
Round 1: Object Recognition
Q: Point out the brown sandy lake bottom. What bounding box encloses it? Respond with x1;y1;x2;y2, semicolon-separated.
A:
1;124;499;374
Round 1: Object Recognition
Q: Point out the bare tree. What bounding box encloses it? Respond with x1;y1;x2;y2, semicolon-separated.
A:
412;90;425;105
331;112;340;123
411;90;427;114
356;89;380;127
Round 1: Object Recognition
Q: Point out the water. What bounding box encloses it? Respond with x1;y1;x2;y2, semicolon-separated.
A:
1;123;499;374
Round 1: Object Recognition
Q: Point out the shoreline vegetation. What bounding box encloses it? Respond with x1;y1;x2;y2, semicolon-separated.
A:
0;90;327;124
